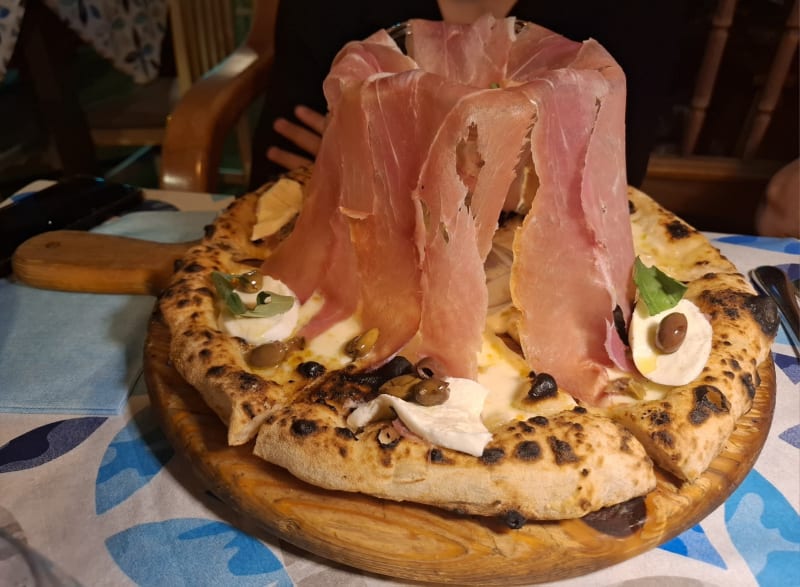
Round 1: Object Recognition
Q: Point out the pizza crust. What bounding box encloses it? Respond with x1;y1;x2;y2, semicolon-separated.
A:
158;176;777;522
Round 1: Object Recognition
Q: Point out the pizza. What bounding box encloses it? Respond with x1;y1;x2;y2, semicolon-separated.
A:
157;16;778;526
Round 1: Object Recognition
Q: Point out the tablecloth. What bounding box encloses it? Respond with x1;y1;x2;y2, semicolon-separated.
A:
0;188;798;586
0;0;168;83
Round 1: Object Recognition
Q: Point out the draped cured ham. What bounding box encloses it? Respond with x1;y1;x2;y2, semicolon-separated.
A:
262;16;634;402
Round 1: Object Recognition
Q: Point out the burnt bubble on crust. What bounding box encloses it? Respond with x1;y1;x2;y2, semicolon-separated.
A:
514;440;542;461
665;219;692;240
628;199;636;214
503;510;527;529
548;436;580;465
480;447;506;464
744;295;780;336
741;372;757;399
582;496;647;537
689;385;730;425
290;419;319;437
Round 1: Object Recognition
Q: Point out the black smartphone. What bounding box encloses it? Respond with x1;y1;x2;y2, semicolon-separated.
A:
0;176;144;277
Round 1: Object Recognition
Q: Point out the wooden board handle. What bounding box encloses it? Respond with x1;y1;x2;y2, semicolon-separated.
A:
11;231;194;296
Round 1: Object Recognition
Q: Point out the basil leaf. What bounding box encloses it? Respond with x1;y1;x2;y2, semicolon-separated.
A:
212;271;247;315
212;271;294;319
633;257;687;315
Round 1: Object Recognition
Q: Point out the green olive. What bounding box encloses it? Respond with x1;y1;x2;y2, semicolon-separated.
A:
236;270;263;293
248;341;288;368
379;374;421;400
656;312;688;354
345;327;380;359
412;377;450;406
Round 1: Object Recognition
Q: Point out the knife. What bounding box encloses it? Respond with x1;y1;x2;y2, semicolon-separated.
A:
750;265;800;353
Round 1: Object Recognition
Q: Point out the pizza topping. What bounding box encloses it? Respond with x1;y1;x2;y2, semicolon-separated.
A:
633;257;687;316
234;270;263;294
215;273;299;346
629;298;712;386
296;361;326;379
526;372;558;401
411;378;451;406
248;341;289;368
346;376;493;457
345;328;380;360
655;312;688;354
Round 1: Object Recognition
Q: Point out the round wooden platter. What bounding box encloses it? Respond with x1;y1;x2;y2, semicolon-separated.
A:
144;314;776;585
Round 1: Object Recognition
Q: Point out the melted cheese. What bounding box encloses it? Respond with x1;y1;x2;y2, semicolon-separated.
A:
347;377;493;457
629;298;712;386
218;276;299;345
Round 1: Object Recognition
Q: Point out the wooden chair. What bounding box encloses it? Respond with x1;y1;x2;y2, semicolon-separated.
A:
89;0;278;187
159;0;279;192
642;0;798;234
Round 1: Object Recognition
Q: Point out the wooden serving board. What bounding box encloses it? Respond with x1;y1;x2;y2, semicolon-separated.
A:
144;313;776;585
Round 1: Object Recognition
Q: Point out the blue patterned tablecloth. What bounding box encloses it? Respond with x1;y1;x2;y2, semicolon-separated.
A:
0;0;167;83
0;190;798;586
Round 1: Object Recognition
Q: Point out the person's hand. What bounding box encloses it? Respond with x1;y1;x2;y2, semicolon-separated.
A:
266;105;327;170
756;159;800;238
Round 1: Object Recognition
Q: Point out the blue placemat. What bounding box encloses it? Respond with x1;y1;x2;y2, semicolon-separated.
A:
0;211;217;415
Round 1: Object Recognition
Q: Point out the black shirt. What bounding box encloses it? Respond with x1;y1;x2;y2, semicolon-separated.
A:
250;0;688;189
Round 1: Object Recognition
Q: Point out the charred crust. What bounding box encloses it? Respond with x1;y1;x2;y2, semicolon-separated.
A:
514;440;542;461
741;372;757;399
195;286;214;297
206;365;226;377
429;448;451;464
651;429;674;448
480;447;506;464
204;224;216;238
289;418;319;437
665;219;692;239
338;446;348;457
183;262;205;273
290;419;318;437
689;385;730;424
528;415;549;427
628;199;636;214
573;406;587;414
236;371;262;392
176;298;191;308
548;436;579;465
744;295;780;336
649;410;671;426
334;427;356;440
730;358;741;371
503;510;527;529
620;430;633;453
581;468;590;476
242;402;255;420
198;349;211;359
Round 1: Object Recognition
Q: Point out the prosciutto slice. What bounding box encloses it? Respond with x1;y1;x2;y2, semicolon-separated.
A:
262;16;634;400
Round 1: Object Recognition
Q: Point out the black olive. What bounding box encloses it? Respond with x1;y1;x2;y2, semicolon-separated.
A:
297;361;326;378
656;312;688;354
527;373;557;400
